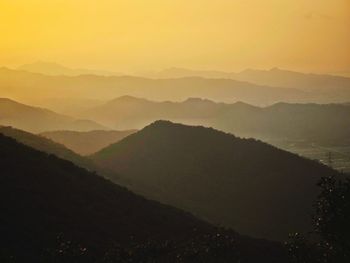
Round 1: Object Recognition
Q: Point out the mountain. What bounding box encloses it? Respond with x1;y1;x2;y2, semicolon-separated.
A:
155;67;350;93
79;96;350;145
78;96;225;129
0;133;286;262
0;98;106;133
0;67;311;106
17;61;119;76
0;126;96;171
41;129;137;155
213;102;350;143
92;121;339;241
235;68;350;92
150;67;235;79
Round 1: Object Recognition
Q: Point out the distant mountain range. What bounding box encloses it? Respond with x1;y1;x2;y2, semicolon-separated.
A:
0;130;287;262
2;67;346;106
0;98;106;133
153;67;350;92
92;121;338;241
79;96;350;144
41;129;137;155
6;63;350;105
17;61;120;76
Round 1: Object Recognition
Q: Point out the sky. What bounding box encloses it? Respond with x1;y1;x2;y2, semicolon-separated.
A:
0;0;349;75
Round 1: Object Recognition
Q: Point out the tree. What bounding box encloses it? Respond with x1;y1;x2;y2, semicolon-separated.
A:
288;175;350;263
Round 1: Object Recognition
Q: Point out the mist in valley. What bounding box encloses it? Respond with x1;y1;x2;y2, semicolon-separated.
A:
1;0;350;262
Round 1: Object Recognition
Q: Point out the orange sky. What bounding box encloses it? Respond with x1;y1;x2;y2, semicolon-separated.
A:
0;0;349;74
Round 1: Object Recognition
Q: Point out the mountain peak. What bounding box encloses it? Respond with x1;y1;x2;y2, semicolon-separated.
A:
183;97;214;104
108;95;149;104
146;120;175;128
92;120;336;241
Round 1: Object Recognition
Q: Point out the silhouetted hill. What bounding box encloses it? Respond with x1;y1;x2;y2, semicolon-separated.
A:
0;67;311;106
214;102;350;143
0;126;95;171
92;121;339;241
41;129;137;155
81;96;350;144
0;98;106;133
0;133;286;262
79;96;225;129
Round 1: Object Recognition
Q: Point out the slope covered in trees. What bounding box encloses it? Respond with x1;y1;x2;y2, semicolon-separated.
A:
41;129;136;155
92;121;339;241
0;133;287;262
0;126;95;171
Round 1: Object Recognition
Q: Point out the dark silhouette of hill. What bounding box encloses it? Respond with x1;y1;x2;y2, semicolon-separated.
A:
0;133;287;262
41;129;137;155
17;61;120;76
80;96;350;144
0;98;106;133
79;96;225;129
0;126;95;171
92;121;339;241
0;67;311;106
214;102;350;143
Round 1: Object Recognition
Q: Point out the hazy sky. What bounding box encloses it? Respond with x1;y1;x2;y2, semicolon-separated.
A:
1;0;349;74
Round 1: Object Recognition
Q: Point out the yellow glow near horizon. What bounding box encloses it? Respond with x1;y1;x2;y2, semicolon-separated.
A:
0;0;349;74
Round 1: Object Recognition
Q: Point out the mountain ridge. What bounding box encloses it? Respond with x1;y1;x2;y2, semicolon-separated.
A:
0;131;287;262
0;97;106;133
92;120;339;241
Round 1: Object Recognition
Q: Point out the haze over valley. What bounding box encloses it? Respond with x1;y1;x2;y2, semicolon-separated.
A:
1;0;349;261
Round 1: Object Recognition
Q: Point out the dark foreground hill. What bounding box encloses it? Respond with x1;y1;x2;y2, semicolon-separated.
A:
92;121;339;241
0;126;95;171
40;129;136;155
0;134;287;263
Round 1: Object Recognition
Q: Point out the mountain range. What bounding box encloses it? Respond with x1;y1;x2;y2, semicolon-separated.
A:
41;129;137;155
154;67;350;92
17;61;120;76
78;96;350;144
0;126;96;171
0;67;339;106
0;98;106;133
0;130;287;262
91;121;339;241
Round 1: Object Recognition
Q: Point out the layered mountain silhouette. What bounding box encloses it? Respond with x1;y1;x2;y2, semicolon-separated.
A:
78;96;220;129
0;67;313;106
155;67;350;93
0;126;95;171
41;129;137;155
92;121;339;241
236;68;350;92
79;96;350;144
213;102;350;144
0;133;287;262
0;98;106;133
